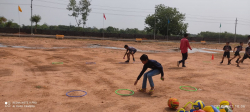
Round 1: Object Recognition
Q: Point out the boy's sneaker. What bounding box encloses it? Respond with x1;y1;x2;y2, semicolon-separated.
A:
133;58;135;62
228;60;231;65
182;65;186;67
125;60;129;63
220;61;223;64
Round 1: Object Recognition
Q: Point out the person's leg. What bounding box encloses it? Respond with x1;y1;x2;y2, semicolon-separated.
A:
228;55;235;65
221;56;225;63
227;53;230;65
230;55;236;61
142;71;150;89
237;58;244;67
178;53;184;67
182;53;188;67
125;53;130;62
237;55;246;67
147;69;161;90
236;55;241;63
131;51;135;61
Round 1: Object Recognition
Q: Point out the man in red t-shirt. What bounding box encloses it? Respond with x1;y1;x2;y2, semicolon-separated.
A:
177;34;192;67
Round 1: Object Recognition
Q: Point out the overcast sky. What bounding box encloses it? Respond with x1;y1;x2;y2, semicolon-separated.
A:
0;0;250;35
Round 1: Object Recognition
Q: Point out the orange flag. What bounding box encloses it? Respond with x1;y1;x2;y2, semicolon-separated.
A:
18;6;22;12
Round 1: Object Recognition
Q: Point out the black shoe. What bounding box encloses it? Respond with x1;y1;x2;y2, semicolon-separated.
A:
220;61;223;64
182;65;186;67
133;58;135;62
228;60;231;65
125;60;129;63
177;61;180;67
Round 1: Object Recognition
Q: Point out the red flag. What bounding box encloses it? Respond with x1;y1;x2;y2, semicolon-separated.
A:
103;13;106;20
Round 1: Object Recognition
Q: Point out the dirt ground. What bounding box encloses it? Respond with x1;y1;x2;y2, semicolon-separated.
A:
0;36;249;112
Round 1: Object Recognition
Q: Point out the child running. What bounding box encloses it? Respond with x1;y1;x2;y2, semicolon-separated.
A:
237;42;250;67
177;34;192;67
242;35;250;63
220;42;232;64
123;45;137;62
134;54;164;95
228;42;243;64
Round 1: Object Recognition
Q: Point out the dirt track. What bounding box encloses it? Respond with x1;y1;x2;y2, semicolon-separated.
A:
0;37;249;112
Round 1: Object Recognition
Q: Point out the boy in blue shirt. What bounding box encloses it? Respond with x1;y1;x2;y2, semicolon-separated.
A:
134;54;164;95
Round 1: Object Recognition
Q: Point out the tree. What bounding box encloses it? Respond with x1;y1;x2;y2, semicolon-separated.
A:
30;15;41;33
79;0;91;28
5;20;13;28
0;16;7;24
145;4;188;37
67;0;91;28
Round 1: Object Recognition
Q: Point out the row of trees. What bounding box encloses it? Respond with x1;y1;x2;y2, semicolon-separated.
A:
198;31;248;39
0;3;248;38
1;16;248;37
0;15;41;33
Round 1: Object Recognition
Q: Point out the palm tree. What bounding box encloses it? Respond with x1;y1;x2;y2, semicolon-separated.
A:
30;15;41;33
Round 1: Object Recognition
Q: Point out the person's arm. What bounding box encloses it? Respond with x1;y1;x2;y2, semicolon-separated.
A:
136;66;147;81
159;67;164;81
180;41;182;49
123;49;128;58
134;66;147;85
186;40;192;50
247;48;250;57
233;47;236;52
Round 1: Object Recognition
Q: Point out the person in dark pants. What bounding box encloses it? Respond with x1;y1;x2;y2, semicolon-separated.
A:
228;42;243;64
242;35;250;63
134;54;164;95
177;34;192;67
220;42;232;65
237;42;250;67
123;45;137;62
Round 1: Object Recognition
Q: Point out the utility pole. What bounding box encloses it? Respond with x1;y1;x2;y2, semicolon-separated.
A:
154;7;156;40
167;18;169;41
31;0;33;35
234;18;237;43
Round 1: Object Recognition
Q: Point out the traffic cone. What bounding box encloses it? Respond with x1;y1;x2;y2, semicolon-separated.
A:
212;54;214;60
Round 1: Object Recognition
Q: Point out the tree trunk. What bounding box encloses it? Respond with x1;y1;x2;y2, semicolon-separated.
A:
35;23;37;33
75;17;79;27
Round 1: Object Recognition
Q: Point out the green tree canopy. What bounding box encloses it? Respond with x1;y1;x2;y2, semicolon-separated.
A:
145;4;188;36
30;15;41;33
0;16;7;24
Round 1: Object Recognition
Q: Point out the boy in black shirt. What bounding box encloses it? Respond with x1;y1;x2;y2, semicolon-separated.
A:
220;42;232;64
228;42;243;64
237;42;250;67
241;35;250;63
134;54;164;95
123;45;137;62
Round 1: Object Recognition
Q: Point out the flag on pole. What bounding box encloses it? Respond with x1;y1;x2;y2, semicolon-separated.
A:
18;6;22;12
103;13;106;20
220;23;221;28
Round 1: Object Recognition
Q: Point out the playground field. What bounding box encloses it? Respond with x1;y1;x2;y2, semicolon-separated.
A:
0;36;249;112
